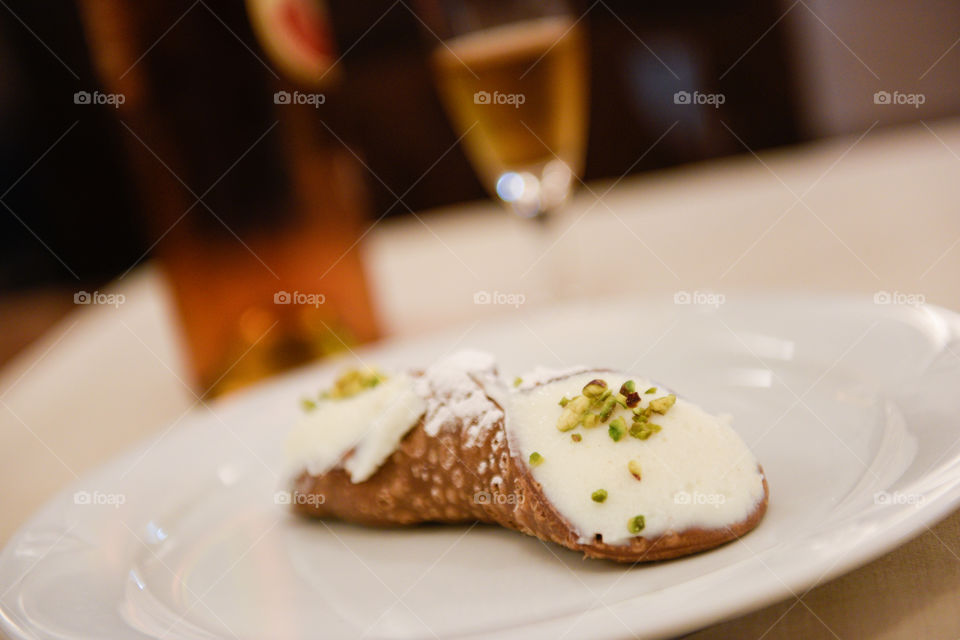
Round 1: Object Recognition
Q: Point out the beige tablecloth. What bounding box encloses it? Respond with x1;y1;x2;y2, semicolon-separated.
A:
4;117;960;639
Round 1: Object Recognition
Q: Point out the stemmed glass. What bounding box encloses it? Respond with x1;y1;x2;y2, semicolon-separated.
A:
418;0;589;221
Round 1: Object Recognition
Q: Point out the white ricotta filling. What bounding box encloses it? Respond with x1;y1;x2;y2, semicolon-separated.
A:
508;371;765;544
284;373;426;483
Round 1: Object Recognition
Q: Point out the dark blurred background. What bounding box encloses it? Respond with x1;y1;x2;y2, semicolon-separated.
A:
1;0;958;368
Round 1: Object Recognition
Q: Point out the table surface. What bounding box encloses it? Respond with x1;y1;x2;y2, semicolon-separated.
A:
4;117;960;639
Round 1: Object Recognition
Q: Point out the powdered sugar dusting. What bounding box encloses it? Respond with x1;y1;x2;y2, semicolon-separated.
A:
516;365;589;390
415;350;506;445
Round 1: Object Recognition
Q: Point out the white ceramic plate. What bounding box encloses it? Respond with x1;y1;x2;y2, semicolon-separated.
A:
3;294;960;640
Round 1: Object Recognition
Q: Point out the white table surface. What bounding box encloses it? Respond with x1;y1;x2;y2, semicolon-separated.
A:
4;116;960;639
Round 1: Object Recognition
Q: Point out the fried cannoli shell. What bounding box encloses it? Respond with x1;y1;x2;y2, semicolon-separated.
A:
290;399;768;563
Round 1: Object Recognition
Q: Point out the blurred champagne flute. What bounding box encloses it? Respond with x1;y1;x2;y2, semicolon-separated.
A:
422;0;589;221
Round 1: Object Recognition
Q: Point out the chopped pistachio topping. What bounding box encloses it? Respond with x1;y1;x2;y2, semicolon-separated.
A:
557;395;591;431
555;378;630;432
300;398;317;412
571;433;582;442
598;395;618;421
628;459;642;480
324;367;386;399
582;379;608;398
529;452;544;467
644;387;657;394
608;417;627;442
629;422;662;440
649;394;676;414
513;376;523;387
627;514;646;534
591;489;608;503
552;376;664;434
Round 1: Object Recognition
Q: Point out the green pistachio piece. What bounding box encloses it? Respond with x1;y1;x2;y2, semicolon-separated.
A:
301;398;317;412
620;380;637;394
557;395;591;431
513;376;523;387
571;433;582;442
569;396;591;412
557;411;580;431
582;413;600;429
649;394;676;414
529;452;544;467
326;368;386;399
628;459;642;480
644;387;657;394
559;396;570;407
591;489;608;503
582;379;608;398
598;395;618;421
628;514;646;534
629;422;662;440
608;417;627;441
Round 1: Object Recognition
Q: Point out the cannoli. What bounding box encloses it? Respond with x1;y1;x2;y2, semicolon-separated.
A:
285;350;768;562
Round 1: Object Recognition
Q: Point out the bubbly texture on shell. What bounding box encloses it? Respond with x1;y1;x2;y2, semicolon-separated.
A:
509;371;766;544
285;374;426;483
